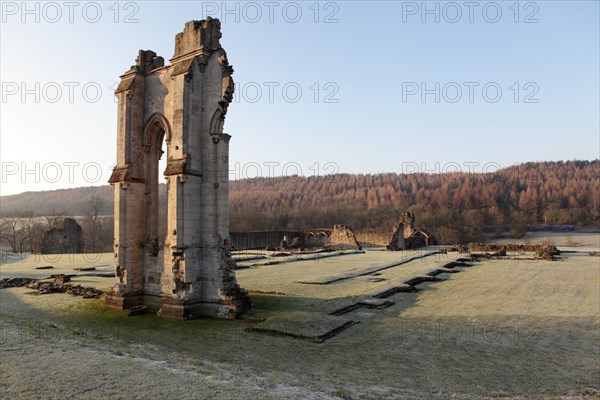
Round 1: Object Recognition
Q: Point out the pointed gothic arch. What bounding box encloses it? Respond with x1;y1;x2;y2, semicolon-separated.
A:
143;113;172;149
106;19;250;320
210;109;225;134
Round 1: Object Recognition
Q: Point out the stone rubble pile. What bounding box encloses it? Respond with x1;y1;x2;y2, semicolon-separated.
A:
0;277;104;298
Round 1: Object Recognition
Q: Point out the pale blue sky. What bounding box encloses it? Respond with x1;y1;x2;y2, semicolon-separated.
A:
1;1;599;196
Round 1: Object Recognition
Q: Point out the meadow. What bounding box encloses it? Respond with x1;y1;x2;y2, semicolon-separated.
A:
1;236;598;399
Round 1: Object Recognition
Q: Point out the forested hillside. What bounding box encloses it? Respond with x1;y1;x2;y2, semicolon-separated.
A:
2;186;114;216
230;160;599;242
2;160;598;244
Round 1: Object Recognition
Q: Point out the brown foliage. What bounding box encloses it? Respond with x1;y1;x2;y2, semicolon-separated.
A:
1;160;598;246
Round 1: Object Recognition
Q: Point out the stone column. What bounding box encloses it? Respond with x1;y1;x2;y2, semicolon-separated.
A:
106;75;147;309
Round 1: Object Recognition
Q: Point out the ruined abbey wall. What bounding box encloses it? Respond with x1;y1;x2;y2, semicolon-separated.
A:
105;19;250;319
41;218;84;254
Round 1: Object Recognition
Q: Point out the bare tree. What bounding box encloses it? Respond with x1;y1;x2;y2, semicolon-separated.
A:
0;214;22;253
0;212;48;254
44;210;67;230
84;196;106;252
101;216;115;252
20;211;37;253
276;211;290;230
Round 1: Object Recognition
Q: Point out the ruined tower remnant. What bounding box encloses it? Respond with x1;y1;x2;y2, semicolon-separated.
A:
325;225;362;250
41;218;84;254
106;18;250;319
387;212;436;250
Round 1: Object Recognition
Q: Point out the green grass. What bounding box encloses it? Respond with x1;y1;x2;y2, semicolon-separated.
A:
1;249;599;399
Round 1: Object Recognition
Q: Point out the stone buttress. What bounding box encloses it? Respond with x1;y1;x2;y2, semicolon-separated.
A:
106;18;251;319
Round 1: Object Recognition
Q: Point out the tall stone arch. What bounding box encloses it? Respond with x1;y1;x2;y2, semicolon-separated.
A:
106;18;250;319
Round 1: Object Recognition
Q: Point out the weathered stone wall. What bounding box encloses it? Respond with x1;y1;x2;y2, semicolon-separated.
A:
387;212;436;251
325;225;362;250
105;18;250;319
388;224;406;251
304;231;329;248
41;218;84;254
355;230;390;247
231;218;431;252
468;243;560;260
231;230;330;250
401;212;417;238
231;231;303;250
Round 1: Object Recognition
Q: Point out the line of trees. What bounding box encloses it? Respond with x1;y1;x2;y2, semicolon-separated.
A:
1;160;598;248
0;197;113;254
229;160;599;242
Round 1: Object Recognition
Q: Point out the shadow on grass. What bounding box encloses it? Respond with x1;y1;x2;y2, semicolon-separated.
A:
1;282;599;397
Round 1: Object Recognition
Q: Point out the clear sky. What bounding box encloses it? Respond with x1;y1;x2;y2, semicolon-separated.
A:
1;1;599;196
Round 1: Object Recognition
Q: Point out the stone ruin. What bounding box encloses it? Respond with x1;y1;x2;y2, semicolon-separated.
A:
105;18;251;319
325;225;362;250
468;243;560;260
304;230;330;247
230;230;330;251
387;212;436;250
41;218;84;254
277;234;309;251
277;234;298;251
273;227;362;252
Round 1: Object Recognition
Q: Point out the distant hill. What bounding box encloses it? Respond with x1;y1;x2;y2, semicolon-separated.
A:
1;186;113;216
1;160;598;242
